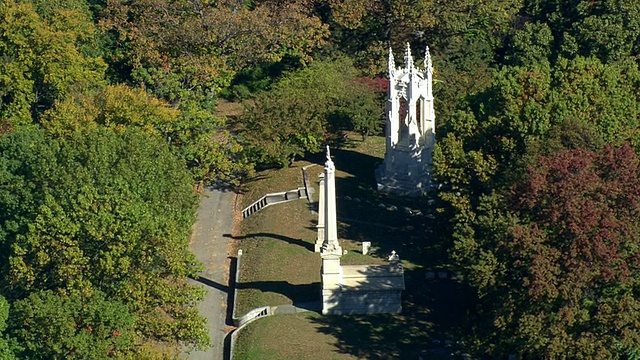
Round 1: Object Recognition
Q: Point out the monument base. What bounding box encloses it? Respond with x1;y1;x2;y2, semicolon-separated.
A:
375;164;430;197
321;263;405;315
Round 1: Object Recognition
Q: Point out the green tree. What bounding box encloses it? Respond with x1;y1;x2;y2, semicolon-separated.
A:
522;0;640;62
40;84;251;185
0;296;17;359
99;0;328;99
0;128;209;352
240;57;382;167
8;290;134;359
0;0;106;126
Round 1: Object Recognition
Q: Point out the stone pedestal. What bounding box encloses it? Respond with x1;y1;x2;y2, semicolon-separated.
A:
375;143;432;196
321;254;342;315
323;263;405;315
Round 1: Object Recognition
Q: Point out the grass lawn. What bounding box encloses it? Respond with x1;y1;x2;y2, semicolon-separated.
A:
233;134;472;359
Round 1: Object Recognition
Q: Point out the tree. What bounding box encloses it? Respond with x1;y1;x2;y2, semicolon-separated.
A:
240;57;382;167
0;295;16;359
0;128;209;353
448;144;640;358
7;290;134;359
510;144;640;357
0;0;106;126
39;84;251;185
521;0;640;62
99;0;328;99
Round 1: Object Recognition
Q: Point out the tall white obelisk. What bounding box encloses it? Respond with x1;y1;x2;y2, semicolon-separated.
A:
321;146;343;314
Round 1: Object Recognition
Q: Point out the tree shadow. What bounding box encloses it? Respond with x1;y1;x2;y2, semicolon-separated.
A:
237;280;321;305
224;232;314;252
312;265;474;359
189;270;236;326
190;274;228;292
305;146;473;357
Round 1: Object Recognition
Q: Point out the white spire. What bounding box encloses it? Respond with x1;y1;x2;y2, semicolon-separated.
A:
325;145;334;170
404;43;413;70
388;47;395;76
424;45;433;74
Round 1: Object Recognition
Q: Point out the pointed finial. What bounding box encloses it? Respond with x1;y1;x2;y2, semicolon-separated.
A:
325;145;335;170
404;43;413;69
425;45;433;74
388;47;395;76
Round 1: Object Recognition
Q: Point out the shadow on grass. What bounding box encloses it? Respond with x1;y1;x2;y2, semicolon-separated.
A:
238;281;321;305
306;146;476;357
312;266;475;359
224;232;314;252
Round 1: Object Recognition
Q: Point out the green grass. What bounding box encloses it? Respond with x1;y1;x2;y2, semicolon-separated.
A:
234;133;470;359
235;313;354;360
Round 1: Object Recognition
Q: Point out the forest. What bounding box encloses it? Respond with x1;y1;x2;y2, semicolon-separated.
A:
0;0;639;358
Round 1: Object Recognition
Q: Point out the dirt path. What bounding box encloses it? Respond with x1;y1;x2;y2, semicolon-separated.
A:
185;188;236;360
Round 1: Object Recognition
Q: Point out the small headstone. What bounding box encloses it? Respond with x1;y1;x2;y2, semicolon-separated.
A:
362;241;371;255
438;271;448;279
425;271;436;279
378;203;386;208
389;205;398;211
353;197;361;203
427;199;435;205
388;250;400;261
343;250;348;255
344;195;352;201
426;213;435;219
416;211;423;216
404;208;413;215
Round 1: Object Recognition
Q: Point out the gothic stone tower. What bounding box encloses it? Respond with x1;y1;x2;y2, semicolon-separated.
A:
375;43;435;196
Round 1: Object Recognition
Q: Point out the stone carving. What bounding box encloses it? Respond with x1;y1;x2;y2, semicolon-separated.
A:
376;43;436;196
388;250;400;261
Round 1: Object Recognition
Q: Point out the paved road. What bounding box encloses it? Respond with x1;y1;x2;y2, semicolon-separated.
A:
185;188;235;360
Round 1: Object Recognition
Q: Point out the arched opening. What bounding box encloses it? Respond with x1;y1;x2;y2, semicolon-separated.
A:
398;97;408;143
415;98;422;134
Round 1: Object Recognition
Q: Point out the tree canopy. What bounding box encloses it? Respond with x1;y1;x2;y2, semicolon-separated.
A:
0;128;208;356
240;57;383;167
1;0;640;356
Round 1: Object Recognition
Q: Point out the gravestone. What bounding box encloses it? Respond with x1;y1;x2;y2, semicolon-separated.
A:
362;241;371;255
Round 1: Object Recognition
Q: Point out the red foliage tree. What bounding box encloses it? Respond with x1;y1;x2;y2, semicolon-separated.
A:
505;143;640;357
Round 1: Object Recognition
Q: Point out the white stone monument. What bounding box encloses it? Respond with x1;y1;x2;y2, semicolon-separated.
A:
320;146;343;314
320;146;404;315
376;43;436;196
